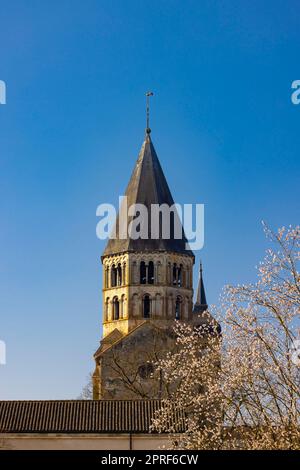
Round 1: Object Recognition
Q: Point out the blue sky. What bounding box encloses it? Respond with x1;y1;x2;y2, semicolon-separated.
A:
0;0;299;399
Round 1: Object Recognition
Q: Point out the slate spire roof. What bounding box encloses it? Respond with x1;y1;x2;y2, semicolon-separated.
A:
193;261;208;314
103;133;194;257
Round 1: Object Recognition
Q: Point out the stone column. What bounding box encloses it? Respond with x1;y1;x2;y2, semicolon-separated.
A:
122;263;126;285
168;295;173;319
123;296;127;319
182;267;186;288
156;294;162;317
103;265;106;289
186;268;189;289
108;300;113;321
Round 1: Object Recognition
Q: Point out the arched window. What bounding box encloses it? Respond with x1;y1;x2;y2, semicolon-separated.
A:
138;363;154;379
117;263;122;286
131;261;137;284
178;264;182;287
111;264;117;287
173;264;177;286
113;297;119;320
148;261;154;284
143;294;151;318
140;261;147;284
171;263;183;287
175;296;182;320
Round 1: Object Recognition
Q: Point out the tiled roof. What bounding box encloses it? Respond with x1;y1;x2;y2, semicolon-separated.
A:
0;400;185;434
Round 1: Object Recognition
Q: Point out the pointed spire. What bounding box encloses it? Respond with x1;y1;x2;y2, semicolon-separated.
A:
103;92;194;258
194;261;208;313
103;134;194;257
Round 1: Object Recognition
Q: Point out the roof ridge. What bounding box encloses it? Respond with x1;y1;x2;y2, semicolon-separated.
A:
0;399;162;403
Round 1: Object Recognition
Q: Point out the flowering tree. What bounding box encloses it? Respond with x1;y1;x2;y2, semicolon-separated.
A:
152;225;300;449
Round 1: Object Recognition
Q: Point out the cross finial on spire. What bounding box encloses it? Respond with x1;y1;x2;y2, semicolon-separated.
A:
146;91;154;135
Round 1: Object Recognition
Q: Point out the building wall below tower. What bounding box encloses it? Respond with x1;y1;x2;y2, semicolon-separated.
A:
93;321;180;400
0;433;172;450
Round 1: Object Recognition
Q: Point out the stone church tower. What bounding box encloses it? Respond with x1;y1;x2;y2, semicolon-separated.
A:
93;126;209;400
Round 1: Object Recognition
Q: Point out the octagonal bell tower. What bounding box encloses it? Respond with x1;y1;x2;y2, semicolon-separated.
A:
100;131;195;339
